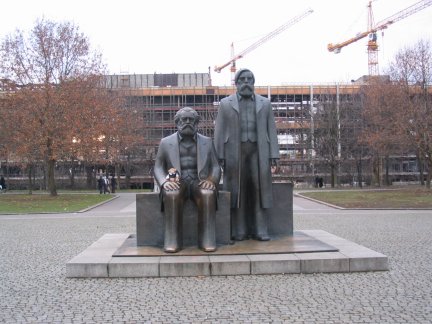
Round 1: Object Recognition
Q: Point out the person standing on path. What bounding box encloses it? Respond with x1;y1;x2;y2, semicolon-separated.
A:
110;175;117;193
0;175;6;192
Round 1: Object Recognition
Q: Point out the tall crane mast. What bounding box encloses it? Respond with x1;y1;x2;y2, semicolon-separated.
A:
328;0;432;76
214;8;313;84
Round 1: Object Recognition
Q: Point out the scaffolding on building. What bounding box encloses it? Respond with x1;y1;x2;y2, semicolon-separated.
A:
105;73;364;185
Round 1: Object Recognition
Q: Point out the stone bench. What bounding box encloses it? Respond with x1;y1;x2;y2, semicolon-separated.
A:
136;182;293;247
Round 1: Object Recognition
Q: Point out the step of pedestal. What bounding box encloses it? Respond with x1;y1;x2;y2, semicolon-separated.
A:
66;231;389;278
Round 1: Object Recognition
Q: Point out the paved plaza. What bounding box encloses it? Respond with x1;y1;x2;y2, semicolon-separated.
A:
1;193;431;323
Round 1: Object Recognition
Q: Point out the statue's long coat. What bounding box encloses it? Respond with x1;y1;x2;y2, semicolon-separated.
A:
214;94;280;209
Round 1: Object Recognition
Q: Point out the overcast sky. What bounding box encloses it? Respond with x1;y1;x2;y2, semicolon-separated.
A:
1;0;431;86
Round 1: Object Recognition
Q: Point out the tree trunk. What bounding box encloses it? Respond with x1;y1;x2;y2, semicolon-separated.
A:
125;155;131;189
85;164;94;190
27;164;33;195
47;159;57;196
330;164;336;188
385;156;391;186
417;152;425;186
33;166;37;190
426;159;432;189
70;160;75;189
116;163;122;190
46;137;57;196
356;157;363;188
42;165;47;190
372;156;381;187
6;158;10;187
37;163;43;190
125;165;131;189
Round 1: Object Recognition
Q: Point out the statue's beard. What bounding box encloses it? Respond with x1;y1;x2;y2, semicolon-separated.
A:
179;124;196;136
238;84;254;97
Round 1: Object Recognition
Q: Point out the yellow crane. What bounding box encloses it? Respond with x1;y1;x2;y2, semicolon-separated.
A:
214;8;313;84
328;0;432;76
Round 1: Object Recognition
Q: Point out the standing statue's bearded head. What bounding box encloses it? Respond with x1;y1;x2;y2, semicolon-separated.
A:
235;69;255;98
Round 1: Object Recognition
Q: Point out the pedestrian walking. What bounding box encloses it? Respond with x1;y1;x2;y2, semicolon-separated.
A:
103;175;110;194
110;175;117;193
97;175;104;194
0;175;6;193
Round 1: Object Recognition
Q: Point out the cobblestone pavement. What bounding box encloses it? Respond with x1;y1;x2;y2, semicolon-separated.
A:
1;193;431;323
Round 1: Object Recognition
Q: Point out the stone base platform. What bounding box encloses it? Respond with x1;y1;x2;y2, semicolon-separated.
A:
66;230;388;278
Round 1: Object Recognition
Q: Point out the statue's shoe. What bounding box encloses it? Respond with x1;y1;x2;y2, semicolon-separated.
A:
252;234;270;241
233;234;248;241
164;246;180;253
201;245;216;253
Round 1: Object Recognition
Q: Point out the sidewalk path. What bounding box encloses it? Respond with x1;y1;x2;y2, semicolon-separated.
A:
1;193;432;323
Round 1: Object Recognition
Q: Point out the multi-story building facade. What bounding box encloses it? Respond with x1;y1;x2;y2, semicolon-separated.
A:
106;73;369;187
1;73;425;189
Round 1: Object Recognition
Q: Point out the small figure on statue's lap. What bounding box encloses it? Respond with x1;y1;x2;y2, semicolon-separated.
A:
166;168;180;183
153;107;221;253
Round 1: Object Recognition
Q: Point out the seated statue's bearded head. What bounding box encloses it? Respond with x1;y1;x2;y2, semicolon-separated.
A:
175;107;200;137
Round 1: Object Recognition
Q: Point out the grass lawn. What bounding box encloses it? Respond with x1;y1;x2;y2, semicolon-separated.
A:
299;187;432;208
0;193;114;214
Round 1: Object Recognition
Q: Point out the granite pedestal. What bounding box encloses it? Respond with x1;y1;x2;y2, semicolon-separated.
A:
66;182;388;277
136;191;231;246
136;182;294;248
66;230;389;277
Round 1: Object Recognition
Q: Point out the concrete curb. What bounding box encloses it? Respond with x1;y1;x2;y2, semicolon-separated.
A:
0;195;119;216
294;192;432;210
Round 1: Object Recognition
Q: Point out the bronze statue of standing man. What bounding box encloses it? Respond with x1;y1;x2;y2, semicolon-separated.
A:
214;69;279;241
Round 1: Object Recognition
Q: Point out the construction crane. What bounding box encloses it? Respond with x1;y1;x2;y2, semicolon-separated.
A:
328;0;432;76
214;8;313;84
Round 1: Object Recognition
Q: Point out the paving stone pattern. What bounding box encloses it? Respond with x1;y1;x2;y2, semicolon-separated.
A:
1;193;432;323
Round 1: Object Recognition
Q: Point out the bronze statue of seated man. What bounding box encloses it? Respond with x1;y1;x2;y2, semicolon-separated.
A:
153;107;221;253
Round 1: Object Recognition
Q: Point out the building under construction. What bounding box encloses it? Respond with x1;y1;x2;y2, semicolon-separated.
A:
0;72;424;189
106;72;373;187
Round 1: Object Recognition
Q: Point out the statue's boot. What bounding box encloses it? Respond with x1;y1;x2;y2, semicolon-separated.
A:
164;191;182;253
253;209;270;241
198;191;216;252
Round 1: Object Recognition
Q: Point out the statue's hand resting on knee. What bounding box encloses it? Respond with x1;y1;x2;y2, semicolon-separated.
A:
162;181;180;191
198;180;216;191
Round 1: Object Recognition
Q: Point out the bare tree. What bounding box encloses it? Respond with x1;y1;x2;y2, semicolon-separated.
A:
59;77;124;188
0;80;13;185
313;101;340;187
107;98;146;189
339;94;367;188
361;78;408;186
0;19;108;195
388;39;432;188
